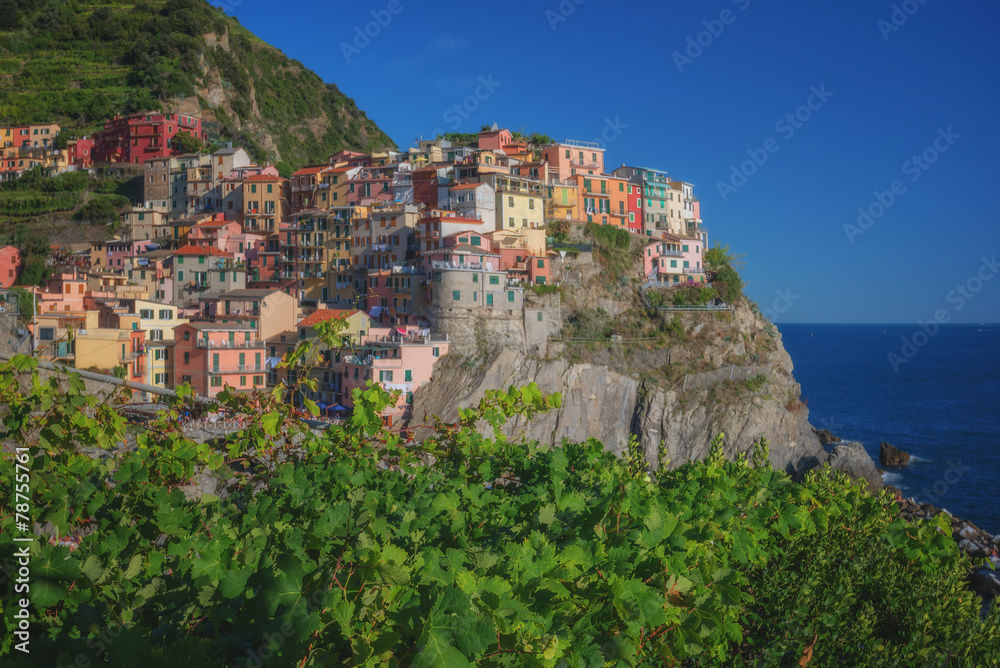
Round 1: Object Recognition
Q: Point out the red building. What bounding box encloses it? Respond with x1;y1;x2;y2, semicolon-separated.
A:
66;138;94;169
93;112;204;164
627;183;643;234
0;245;22;289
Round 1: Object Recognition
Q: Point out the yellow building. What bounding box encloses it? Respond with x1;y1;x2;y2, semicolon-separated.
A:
146;340;175;397
242;174;290;234
544;180;579;221
134;300;188;343
491;175;544;231
74;327;134;373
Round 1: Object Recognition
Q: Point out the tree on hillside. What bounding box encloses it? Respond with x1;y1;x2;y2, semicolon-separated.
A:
173;130;202;154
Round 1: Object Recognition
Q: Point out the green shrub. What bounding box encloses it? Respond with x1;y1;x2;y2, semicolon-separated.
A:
745;373;768;392
714;264;744;304
2;353;997;665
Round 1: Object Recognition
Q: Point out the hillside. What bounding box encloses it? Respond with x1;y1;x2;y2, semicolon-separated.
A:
0;0;394;166
408;225;876;486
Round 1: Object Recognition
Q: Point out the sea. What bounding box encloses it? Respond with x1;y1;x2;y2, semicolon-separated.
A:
777;323;1000;536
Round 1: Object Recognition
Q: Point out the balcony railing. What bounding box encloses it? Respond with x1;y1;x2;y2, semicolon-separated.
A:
660;250;683;258
682;267;703;274
342;355;403;368
432;260;495;271
196;339;266;349
208;365;265;374
391;264;423;274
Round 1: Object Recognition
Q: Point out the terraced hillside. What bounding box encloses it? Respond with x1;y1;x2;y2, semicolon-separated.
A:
0;0;395;166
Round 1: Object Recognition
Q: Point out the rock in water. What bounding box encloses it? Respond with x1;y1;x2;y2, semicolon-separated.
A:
880;441;911;467
813;428;841;444
828;442;883;493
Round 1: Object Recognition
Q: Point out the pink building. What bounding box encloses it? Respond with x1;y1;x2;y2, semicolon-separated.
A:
35;272;89;314
336;328;450;425
642;235;706;285
541;140;605;179
173;322;267;398
91;239;156;273
0;245;22;288
477;127;513;151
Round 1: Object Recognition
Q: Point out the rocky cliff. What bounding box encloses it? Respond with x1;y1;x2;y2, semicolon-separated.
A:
409;300;832;477
407;233;882;483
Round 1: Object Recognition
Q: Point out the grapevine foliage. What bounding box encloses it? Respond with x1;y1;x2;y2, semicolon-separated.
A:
0;344;998;667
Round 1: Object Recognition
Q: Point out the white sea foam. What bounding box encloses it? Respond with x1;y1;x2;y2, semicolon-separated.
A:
881;471;904;486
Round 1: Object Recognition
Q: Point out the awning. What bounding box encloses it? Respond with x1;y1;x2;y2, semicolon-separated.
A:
316;401;329;411
330;403;347;412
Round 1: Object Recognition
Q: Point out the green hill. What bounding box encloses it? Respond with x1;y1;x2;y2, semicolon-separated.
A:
0;0;395;167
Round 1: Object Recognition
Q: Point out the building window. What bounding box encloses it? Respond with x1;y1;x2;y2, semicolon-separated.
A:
404;370;412;382
507;291;514;302
433;347;440;357
489;275;499;285
211;377;222;387
472;274;478;283
452;290;460;301
537;259;544;269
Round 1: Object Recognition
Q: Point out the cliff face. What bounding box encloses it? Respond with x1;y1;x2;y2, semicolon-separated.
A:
408;301;830;477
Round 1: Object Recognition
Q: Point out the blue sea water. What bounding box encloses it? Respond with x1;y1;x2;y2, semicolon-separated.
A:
777;324;1000;535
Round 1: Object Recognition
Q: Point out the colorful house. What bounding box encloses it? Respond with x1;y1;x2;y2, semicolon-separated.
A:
173;322;267;398
93;112;204;164
0;245;22;289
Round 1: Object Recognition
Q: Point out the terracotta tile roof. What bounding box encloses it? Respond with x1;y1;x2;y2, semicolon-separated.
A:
298;309;363;328
244;174;281;182
173;244;234;257
291;166;327;177
449;183;486;190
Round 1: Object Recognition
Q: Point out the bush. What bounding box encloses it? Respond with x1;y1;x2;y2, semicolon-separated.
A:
672;284;716;306
1;352;997;665
73;194;129;225
714;264;744;304
745;373;767;392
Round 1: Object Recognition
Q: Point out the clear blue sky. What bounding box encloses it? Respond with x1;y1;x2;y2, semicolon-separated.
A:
214;0;999;324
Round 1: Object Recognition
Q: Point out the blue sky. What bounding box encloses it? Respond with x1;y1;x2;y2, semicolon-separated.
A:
215;0;999;324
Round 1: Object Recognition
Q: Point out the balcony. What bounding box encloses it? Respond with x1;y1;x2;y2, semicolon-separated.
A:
208;365;265;374
342;354;403;368
432;260;494;271
682;267;704;274
391;264;423;275
661;250;683;258
196;339;266;350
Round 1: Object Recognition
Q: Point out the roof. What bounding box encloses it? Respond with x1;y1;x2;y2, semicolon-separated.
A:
183;322;256;331
449;182;488;191
137;249;174;259
291;166;326;177
215;288;285;299
213;148;242;156
298;309;364;328
173;244;233;257
445;243;495;255
244;174;281;182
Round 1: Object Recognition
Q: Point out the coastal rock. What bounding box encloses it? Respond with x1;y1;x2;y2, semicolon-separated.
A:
409;302;832;478
827;442;883;493
879;441;911;467
813;428;841;444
